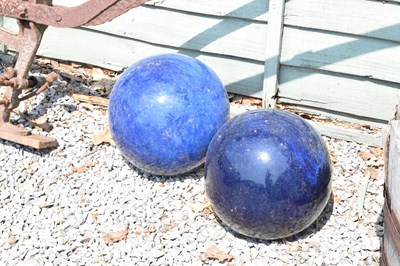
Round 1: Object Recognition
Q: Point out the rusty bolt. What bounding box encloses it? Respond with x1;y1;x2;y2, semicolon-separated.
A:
55;14;62;22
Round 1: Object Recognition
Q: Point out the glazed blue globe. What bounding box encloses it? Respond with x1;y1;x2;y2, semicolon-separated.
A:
109;54;229;176
205;109;332;240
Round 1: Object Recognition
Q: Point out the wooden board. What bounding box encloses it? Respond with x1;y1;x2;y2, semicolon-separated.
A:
281;27;400;84
382;119;400;265
278;66;399;122
309;120;382;147
0;16;6;53
285;0;400;43
52;0;269;21
37;27;264;97
262;0;285;108
0;125;57;149
387;120;400;230
87;6;268;61
145;0;269;22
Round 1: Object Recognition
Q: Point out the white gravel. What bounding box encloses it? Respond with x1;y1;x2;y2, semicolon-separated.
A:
0;60;384;265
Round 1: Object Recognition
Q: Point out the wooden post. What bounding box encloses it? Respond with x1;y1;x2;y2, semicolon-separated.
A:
262;0;285;109
381;103;400;265
0;16;6;53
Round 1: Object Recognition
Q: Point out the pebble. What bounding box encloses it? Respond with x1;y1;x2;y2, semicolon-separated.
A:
0;63;386;265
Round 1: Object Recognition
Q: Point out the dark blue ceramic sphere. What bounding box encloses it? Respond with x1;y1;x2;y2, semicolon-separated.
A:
205;109;332;240
109;54;229;176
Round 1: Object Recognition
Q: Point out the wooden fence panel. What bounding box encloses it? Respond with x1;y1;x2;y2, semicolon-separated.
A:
285;0;400;43
281;27;400;84
89;6;268;61
278;66;399;123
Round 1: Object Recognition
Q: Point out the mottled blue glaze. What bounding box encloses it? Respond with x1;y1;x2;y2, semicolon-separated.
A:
109;54;229;176
205;109;332;240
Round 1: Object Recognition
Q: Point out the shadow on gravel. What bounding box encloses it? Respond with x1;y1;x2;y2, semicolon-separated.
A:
121;156;205;183
375;207;384;240
28;79;94;118
211;193;335;246
288;193;335;242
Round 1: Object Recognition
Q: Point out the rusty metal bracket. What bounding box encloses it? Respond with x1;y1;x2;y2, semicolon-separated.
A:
0;16;57;149
0;0;149;148
0;0;149;28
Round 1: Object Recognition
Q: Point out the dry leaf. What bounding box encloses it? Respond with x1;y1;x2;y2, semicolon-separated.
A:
203;245;234;262
59;63;77;72
288;244;302;252
369;147;383;158
191;202;212;213
50;60;59;67
365;167;379;180
242;96;262;107
358;151;374;161
92;127;115;146
68;161;96;176
104;225;129;245
330;153;337;163
71;166;86;174
372;158;384;167
86;161;96;167
160;221;177;233
7;234;17;245
330;190;339;203
82;236;91;243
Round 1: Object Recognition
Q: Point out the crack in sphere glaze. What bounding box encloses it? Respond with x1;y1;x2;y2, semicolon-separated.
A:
109;54;229;176
205;109;332;240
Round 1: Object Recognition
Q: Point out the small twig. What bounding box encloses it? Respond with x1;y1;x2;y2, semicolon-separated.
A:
357;171;371;220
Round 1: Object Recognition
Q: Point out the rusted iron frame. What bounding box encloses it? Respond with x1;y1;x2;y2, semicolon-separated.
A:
0;0;149;148
0;17;51;123
0;0;152;122
0;0;149;28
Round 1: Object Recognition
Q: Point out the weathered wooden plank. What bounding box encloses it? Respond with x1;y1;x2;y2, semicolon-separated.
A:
280;104;387;130
278;66;399;122
231;103;382;146
388;120;400;226
309;120;382;147
37;27;264;97
52;0;269;21
285;0;400;43
262;0;284;108
281;27;400;84
0;125;57;149
87;6;268;61
0;16;5;53
145;0;269;22
383;117;400;265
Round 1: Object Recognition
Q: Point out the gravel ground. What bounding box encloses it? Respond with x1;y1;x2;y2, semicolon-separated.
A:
0;59;384;265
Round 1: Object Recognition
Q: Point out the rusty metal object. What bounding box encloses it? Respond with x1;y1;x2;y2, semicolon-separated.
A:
0;0;148;148
0;13;57;148
0;0;149;28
